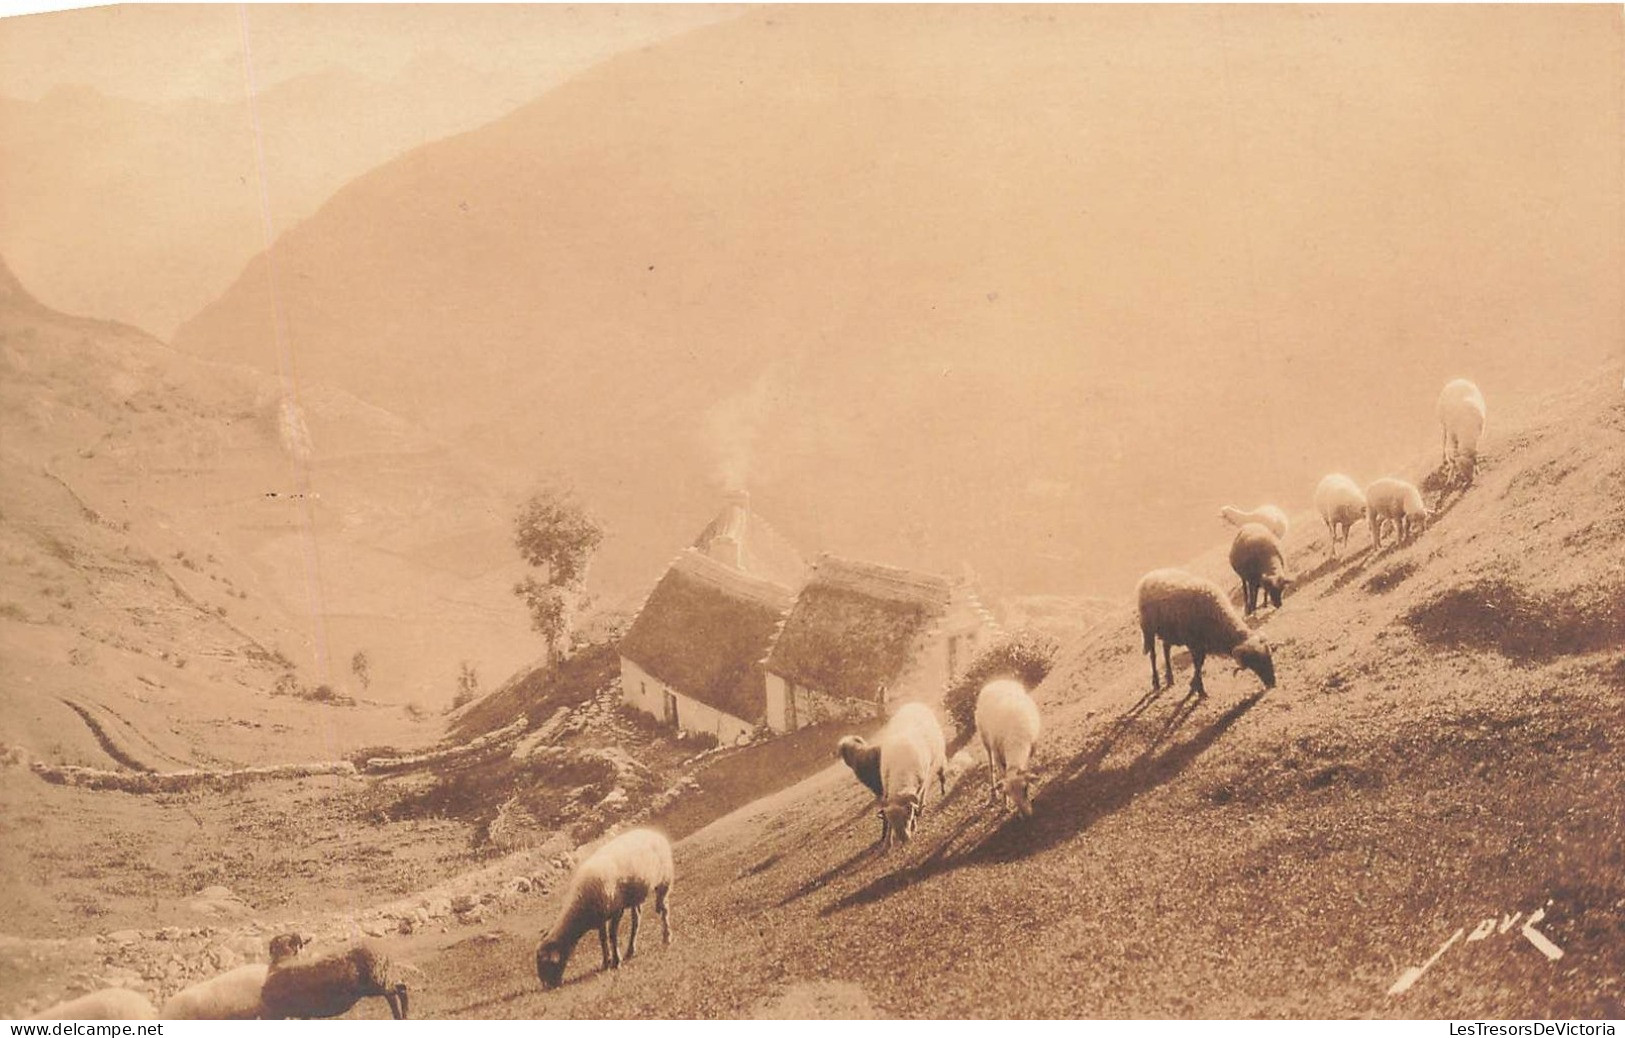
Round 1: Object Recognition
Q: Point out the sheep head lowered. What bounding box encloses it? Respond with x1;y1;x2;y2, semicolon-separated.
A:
535;937;568;990
1232;637;1276;689
880;792;921;846
1262;570;1293;609
1000;768;1035;818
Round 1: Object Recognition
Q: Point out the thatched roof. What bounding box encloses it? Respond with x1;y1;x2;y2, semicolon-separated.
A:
618;550;795;724
763;554;954;704
691;497;807;590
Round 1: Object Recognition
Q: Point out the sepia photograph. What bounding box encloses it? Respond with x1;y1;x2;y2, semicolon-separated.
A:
0;1;1621;1023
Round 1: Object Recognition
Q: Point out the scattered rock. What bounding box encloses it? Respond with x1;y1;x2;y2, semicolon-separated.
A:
187;887;251;919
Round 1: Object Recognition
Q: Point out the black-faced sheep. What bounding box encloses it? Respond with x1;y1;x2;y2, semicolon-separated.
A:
258;943;408;1019
28;989;157;1020
1313;473;1367;558
874;703;947;847
1136;568;1275;697
161;933;305;1019
1438;378;1487;486
974;679;1041;817
1219;504;1289;540
1228;523;1293;615
836;735;883;798
535;827;674;990
1365;477;1431;549
267;933;306;963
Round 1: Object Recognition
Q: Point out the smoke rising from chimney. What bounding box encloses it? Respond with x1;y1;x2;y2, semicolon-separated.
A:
703;365;787;494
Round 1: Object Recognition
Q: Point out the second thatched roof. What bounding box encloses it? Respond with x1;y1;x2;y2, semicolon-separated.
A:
763;554;955;704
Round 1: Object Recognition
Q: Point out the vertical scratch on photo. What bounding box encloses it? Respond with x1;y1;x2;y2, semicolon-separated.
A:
236;4;334;690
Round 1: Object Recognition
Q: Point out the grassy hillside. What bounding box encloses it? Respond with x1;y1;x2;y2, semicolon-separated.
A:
412;364;1623;1019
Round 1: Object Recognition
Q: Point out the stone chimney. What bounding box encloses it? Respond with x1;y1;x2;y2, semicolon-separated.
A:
707;489;749;570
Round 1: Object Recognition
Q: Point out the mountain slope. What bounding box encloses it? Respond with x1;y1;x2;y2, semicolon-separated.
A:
416;363;1624;1018
174;5;1623;600
0;257;536;770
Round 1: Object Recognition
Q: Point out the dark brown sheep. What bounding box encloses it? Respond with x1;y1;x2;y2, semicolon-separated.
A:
1137;568;1275;696
1228;523;1293;615
259;943;407;1020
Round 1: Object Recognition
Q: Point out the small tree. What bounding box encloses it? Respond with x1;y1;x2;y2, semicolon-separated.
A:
351;650;371;690
512;486;604;665
513;578;569;656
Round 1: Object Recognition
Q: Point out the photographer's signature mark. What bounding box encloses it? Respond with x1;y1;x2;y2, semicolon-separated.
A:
1388;901;1563;996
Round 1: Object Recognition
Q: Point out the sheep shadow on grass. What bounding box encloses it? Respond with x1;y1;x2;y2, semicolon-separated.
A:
1288;547;1368;599
820;689;1266;916
775;781;970;908
445;985;534;1017
775;839;885;907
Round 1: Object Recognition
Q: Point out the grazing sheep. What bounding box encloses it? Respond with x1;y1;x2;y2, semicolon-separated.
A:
1219;504;1289;540
28;989;158;1020
535;827;674;990
1313;474;1367;558
876;703;948;847
1228;523;1293;615
974;679;1041;817
836;735;883;798
258;943;408;1020
162;933;306;1020
1365;477;1431;549
1438;378;1487;486
1137;568;1276;697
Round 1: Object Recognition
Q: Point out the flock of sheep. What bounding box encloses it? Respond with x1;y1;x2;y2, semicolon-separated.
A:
1138;376;1484;699
26;379;1486;1017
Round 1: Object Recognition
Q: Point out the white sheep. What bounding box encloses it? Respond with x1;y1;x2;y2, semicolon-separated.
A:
1137;568;1276;697
1219;504;1289;540
28;989;158;1020
974;679;1041;817
1313;474;1367;558
1364;477;1431;550
1228;523;1293;616
161;933;305;1020
1437;378;1487;486
876;702;948;847
535;827;674;990
258;943;409;1019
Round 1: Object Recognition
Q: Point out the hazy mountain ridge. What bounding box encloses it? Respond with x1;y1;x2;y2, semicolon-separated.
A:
0;55;551;338
174;5;1623;602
